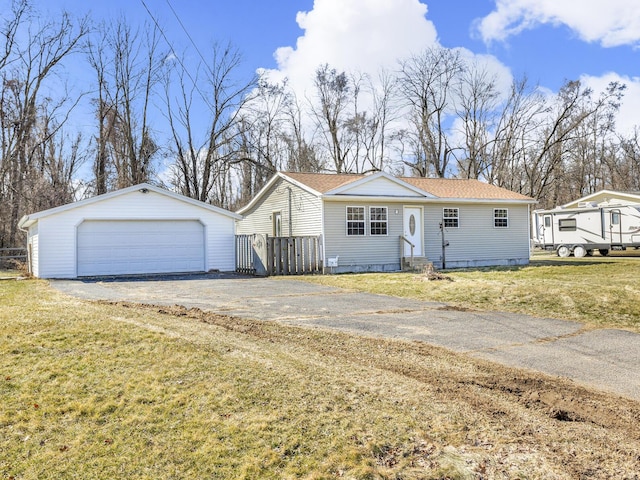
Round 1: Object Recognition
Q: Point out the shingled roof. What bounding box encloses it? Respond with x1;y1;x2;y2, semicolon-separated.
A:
283;172;533;201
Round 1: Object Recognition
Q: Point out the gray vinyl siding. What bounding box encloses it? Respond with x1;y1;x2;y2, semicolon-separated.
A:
236;178;323;236
323;200;529;271
424;203;530;268
323;200;404;270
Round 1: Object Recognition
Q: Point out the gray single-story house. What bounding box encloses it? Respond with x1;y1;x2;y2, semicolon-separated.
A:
18;183;241;278
236;171;536;272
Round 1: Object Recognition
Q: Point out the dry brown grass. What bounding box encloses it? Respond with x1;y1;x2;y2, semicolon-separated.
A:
2;279;640;478
295;252;640;331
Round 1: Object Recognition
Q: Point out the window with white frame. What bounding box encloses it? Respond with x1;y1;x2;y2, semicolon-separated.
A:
346;206;365;236
369;207;388;235
494;208;508;228
443;208;459;228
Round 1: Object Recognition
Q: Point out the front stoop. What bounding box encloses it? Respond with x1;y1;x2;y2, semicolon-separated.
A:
402;256;432;272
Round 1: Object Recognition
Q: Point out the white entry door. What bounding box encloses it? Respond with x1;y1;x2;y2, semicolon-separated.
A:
403;207;423;256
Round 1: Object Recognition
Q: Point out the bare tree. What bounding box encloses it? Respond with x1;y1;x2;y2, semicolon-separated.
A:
454;61;500;179
0;3;88;247
164;42;256;206
613;129;640;191
398;46;464;177
310;63;353;173
86;17;163;192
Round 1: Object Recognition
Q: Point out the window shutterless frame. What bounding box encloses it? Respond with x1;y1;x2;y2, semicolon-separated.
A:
442;207;459;228
494;208;508;228
369;206;388;235
346;206;365;236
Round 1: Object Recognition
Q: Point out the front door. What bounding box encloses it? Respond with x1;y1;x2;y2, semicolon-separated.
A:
403;207;423;256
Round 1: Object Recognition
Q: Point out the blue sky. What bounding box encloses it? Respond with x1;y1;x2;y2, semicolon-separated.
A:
39;0;640;134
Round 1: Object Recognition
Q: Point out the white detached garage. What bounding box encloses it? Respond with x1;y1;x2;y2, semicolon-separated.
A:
18;183;241;278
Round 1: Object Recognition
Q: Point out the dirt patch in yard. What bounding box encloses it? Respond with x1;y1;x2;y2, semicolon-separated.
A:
108;301;640;478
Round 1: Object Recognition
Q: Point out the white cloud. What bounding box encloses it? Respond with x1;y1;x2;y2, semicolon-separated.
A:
267;0;438;94
476;0;640;47
580;72;640;136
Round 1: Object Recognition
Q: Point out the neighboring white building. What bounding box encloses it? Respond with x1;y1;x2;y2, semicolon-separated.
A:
237;172;536;272
532;189;640;257
18;183;241;278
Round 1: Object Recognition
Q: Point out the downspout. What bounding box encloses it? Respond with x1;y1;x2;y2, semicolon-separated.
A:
287;186;293;236
527;204;531;259
17;220;31;275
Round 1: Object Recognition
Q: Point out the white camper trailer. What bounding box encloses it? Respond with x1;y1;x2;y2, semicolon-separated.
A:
532;197;640;257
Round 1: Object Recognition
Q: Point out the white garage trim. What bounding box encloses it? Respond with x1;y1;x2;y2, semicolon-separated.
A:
76;219;205;276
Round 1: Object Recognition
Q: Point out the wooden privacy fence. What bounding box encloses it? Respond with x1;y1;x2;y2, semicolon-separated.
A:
236;234;322;276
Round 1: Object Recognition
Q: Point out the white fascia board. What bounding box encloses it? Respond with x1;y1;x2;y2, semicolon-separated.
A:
562;189;640;207
19;183;241;227
323;194;536;205
236;172;322;215
325;171;432;197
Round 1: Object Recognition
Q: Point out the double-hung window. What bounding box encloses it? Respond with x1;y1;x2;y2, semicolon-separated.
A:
346;206;365;236
494;208;508;228
443;208;459;228
369;207;388;235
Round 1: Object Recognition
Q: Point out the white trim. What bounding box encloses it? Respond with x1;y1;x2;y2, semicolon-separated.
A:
19;183;241;229
346;205;366;236
237;172;323;215
369;206;388;236
561;189;640;208
443;207;460;228
325;171;432;197
323;194;535;205
493;208;509;228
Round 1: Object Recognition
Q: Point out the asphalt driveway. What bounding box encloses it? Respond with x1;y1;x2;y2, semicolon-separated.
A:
51;273;640;401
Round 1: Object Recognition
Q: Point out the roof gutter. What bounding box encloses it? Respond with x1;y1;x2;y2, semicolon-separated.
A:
321;194;536;205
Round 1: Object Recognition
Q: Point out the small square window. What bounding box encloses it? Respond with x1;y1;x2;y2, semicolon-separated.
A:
443;208;459;228
347;206;365;236
494;208;508;228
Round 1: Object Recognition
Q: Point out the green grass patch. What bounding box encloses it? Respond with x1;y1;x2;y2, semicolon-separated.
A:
294;254;640;331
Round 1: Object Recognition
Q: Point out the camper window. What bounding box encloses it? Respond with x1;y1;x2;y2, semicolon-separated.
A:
558;218;577;231
611;211;620;225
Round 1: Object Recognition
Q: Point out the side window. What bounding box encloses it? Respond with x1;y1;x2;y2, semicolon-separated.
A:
558;218;577;231
544;216;551;228
346;206;365;236
611;211;620;225
272;211;282;236
443;208;459;228
494;208;508;228
369;207;388;235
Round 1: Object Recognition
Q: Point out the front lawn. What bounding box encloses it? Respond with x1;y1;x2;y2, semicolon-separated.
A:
294;253;640;330
2;279;640;478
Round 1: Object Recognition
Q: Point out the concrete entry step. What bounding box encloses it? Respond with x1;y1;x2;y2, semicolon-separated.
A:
402;256;432;272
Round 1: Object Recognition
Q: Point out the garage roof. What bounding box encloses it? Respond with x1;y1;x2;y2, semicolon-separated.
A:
18;183;241;229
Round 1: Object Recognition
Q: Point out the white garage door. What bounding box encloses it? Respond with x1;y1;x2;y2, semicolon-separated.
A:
77;220;205;276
